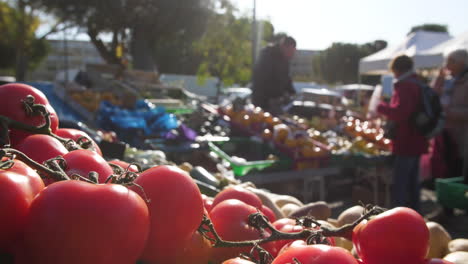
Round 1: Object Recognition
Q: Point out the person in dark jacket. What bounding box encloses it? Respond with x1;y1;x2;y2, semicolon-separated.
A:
251;36;296;114
377;55;428;211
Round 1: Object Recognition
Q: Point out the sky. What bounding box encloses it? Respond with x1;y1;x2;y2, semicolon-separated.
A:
232;0;468;50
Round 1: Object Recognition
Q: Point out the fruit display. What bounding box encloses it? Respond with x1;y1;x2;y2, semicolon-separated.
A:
0;83;465;264
220;104;330;170
342;116;391;153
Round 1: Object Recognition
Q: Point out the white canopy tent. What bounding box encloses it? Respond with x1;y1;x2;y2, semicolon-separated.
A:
359;31;452;75
415;31;468;68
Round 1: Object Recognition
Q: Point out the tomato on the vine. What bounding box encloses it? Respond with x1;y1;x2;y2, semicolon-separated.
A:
222;257;256;264
19;180;149;264
202;194;214;212
176;230;213;264
16;134;68;165
271;219;305;256
55;128;102;156
0;166;44;254
130;165;204;264
260;205;276;222
2;158;44;194
353;207;429;264
272;244;358;264
0;83;59;146
209;199;277;262
211;185;263;209
63;149;114;183
108;159;139;173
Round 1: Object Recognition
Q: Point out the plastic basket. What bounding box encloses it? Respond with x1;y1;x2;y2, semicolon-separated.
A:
208;138;292;177
436;177;468;209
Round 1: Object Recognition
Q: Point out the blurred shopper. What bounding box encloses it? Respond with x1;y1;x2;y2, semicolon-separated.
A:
377;55;428;211
432;49;468;180
251;36;297;114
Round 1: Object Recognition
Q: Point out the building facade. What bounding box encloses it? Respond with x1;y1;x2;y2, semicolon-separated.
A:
29;39;105;81
290;49;318;81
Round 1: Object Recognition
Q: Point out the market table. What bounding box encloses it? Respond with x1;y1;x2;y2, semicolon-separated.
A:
241;167;341;203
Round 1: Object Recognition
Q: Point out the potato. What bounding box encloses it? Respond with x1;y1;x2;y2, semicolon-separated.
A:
289;201;331;220
337;205;364;227
281;203;301;217
444;251;468;264
327;218;340;227
426;222;452;258
448;239;468;253
273;194;304;208
334;237;354;252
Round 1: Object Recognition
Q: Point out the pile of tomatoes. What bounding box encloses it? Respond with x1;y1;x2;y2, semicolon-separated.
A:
0;83;453;264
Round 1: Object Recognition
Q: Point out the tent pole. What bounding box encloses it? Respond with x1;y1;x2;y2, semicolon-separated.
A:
357;72;362;112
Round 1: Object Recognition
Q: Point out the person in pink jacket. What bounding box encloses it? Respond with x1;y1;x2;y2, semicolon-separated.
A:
377;55;429;211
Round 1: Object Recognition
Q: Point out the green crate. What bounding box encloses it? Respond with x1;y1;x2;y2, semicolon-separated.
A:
165;108;195;115
208;138;291;177
436;177;468;209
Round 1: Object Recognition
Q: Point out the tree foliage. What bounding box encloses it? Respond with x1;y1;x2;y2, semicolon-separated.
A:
0;1;50;80
32;0;216;71
195;4;274;88
312;40;387;84
409;24;448;35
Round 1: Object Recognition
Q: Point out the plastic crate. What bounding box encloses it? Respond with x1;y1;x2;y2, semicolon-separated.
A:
208;138;292;177
436;177;468;210
165;108;195;115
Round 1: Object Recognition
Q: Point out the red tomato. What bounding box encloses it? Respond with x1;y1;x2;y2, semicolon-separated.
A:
108;159;139;173
0;83;59;146
19;181;149;264
176;231;213;264
272;244;358;264
2;158;44;195
130;165;204;264
273;218;297;231
271;219;305;256
277;240;308;256
15;134;68;164
353;207;429;264
202;194;214;212
0;168;44;254
271;218;335;257
55;128;102;156
212;186;263;209
209;199;276;262
222;257;256;264
63;149;114;183
260;204;276;222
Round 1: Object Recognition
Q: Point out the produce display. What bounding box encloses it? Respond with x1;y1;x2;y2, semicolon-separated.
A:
220;104;330;170
0;83;466;264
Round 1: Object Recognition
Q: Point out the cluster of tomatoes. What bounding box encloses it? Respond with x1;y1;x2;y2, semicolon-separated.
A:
206;187;452;264
0;83;454;264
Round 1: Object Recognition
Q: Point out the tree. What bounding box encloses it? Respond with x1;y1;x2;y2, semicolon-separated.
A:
312;40;387;84
409;24;448;35
0;1;58;80
32;0;215;71
195;3;274;95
